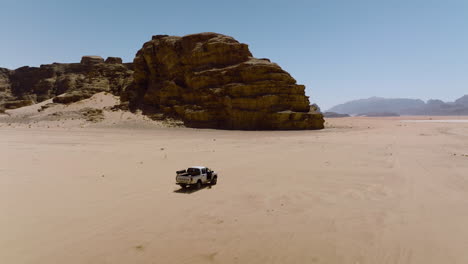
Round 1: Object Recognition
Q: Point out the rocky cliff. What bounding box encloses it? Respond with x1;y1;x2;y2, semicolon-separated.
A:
124;32;324;130
0;56;133;110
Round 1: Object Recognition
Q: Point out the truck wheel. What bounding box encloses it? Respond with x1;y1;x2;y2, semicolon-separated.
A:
211;177;217;185
196;180;202;189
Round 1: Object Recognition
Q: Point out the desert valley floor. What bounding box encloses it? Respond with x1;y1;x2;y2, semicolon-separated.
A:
2;116;468;264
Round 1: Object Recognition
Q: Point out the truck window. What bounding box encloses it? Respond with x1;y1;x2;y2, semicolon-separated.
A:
187;168;201;176
202;168;207;174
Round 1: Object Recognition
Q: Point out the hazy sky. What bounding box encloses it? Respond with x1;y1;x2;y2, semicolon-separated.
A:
1;0;467;109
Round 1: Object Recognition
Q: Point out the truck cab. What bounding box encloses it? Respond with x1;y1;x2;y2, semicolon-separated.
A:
176;166;218;189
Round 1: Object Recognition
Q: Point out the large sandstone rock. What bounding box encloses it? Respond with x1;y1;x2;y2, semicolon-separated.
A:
125;32;324;130
0;56;133;108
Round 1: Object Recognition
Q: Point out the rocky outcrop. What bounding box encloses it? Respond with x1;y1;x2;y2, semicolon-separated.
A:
1;33;325;130
80;56;105;65
105;57;123;64
125;32;324;130
0;56;133;109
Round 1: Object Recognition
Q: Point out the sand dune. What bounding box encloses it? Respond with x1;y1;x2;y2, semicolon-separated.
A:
1;115;468;263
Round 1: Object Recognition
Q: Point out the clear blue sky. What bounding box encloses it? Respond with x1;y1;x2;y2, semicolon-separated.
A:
1;0;467;109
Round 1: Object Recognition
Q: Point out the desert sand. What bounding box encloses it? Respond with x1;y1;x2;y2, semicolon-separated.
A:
1;101;468;263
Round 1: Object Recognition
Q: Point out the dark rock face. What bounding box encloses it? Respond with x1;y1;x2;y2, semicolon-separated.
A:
0;57;133;108
125;32;324;130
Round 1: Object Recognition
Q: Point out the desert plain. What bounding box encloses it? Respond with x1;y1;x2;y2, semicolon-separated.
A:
1;100;468;264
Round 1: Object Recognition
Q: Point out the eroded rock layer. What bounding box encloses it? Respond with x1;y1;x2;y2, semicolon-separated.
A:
0;56;133;110
125;32;324;129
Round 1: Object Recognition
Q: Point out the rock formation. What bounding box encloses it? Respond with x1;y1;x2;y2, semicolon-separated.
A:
80;56;105;65
0;56;133;109
105;57;123;64
1;33;324;130
124;32;324;130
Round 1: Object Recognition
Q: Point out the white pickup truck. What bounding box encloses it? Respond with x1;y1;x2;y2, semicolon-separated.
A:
176;166;218;189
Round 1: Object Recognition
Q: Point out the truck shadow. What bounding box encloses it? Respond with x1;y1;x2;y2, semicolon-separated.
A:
174;184;213;194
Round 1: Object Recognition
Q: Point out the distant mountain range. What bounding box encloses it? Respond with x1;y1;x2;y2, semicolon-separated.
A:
327;95;468;116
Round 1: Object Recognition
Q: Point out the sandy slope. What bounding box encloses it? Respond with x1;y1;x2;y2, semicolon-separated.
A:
0;92;180;129
1;116;468;264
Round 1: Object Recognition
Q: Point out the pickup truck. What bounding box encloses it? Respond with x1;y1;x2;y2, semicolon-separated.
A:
176;166;218;189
